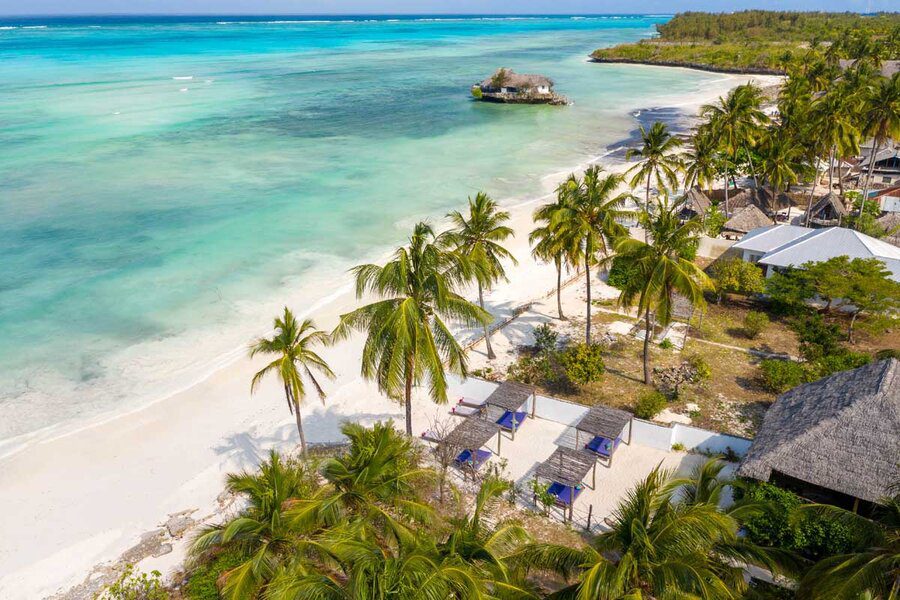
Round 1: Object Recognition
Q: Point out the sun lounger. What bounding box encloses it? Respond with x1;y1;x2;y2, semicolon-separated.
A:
547;482;583;507
584;435;620;459
420;429;442;443
455;448;491;470
457;396;486;408
451;404;482;417
496;410;527;431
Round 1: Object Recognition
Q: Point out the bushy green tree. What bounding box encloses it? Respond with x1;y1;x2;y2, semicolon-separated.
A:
711;257;766;302
759;359;807;393
558;343;606;385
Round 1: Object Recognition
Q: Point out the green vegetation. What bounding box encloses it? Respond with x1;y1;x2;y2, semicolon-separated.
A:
759;358;808;393
558;342;606;385
606;254;639;290
96;565;168;600
711;257;766;303
183;548;244;600
634;389;668;419
743;310;770;339
592;11;900;73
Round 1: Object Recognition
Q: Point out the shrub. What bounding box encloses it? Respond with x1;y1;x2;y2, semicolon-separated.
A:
738;481;855;560
470;86;483;99
634;390;668;419
875;348;900;360
533;323;558;355
687;354;712;383
607;255;639;290
704;205;726;237
671;442;686;451
97;565;168;600
759;359;806;393
809;350;872;379
791;313;843;362
743;310;770;339
184;547;245;600
506;354;555;387
659;338;674;350
559;343;605;386
710;257;765;301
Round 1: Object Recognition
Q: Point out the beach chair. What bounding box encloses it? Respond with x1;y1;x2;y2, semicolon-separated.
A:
584;435;621;459
420;429;442;444
454;448;491;470
451;404;482;417
457;396;486;408
496;410;528;431
547;482;584;507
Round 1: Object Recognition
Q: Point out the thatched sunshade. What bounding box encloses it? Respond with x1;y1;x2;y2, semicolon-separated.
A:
485;381;536;441
738;359;900;506
535;446;598;519
679;187;712;217
574;405;633;465
440;416;501;456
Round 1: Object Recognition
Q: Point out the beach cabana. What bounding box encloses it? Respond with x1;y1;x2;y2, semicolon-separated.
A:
535;446;598;521
806;192;848;227
574;405;632;465
678;187;712;221
440;415;502;466
485;381;535;439
722;205;773;239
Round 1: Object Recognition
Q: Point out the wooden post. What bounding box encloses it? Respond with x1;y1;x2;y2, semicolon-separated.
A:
628;419;633;445
586;504;593;531
511;414;517;441
592;463;596;489
575;428;579;449
497;433;501;455
530;389;536;419
569;486;574;522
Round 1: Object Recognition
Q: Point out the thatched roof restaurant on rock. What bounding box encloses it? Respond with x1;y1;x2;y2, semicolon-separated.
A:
473;68;568;105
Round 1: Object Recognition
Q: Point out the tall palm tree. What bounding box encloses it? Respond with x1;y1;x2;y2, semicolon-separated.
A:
682;128;720;197
250;308;335;455
809;89;861;196
613;202;712;384
758;132;806;200
626;121;683;235
516;461;788;600
190;451;316;599
530;183;581;320
859;73;900;218
701;83;769;215
552;166;631;344
333;223;490;435
797;486;900;600
445;192;517;360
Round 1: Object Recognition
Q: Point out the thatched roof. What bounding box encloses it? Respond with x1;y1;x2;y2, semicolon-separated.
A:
535;446;596;487
575;404;632;440
729;188;795;214
440;417;498;452
808;192;849;221
738;359;900;503
480;69;553;91
485;381;534;412
680;187;711;215
723;205;773;233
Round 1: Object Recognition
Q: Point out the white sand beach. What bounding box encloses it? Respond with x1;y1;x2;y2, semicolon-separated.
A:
0;73;778;599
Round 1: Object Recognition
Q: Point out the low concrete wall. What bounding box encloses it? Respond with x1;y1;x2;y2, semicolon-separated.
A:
464;379;753;457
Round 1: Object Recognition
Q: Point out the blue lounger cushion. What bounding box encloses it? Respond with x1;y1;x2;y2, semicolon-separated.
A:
496;410;528;431
455;448;491;469
585;435;620;458
547;482;583;506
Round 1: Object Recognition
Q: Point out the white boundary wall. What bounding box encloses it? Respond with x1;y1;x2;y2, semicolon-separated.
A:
459;379;752;457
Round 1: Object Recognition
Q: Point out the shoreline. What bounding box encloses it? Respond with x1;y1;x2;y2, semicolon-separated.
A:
0;70;779;600
588;56;786;76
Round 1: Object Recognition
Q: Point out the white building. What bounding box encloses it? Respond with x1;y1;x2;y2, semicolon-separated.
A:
732;225;900;282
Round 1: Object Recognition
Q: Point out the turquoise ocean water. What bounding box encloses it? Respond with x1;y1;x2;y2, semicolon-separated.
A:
0;15;726;451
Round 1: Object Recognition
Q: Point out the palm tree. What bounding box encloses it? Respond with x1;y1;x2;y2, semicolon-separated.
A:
530;183;581;320
701;83;769;215
797;486;900;600
758;132;806;201
516;461;788;600
682;128;720;197
190;451;316;599
333;223;490;435
613;202;712;384
626;121;683;235
445;192;517;360
809;89;861;196
284;421;433;537
552;166;631;344
859;73;900;218
250;308;335;455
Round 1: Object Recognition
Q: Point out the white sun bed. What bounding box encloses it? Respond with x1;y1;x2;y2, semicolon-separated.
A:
450;404;482;417
457;396;486;408
420;429;442;443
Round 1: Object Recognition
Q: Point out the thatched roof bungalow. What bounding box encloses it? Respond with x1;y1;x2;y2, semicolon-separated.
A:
678;187;712;220
806;192;849;227
738;359;900;512
878;212;900;248
474;68;567;105
729;187;794;215
722;205;772;238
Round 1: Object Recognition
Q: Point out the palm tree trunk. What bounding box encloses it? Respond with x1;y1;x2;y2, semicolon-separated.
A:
283;384;294;415
584;253;592;345
745;145;759;188
293;397;307;455
644;178;651;242
723;170;730;217
859;138;881;221
828;146;835;190
848;311;859;343
643;305;652;385
404;354;415;436
805;161;820;227
555;256;564;320
478;282;495;360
